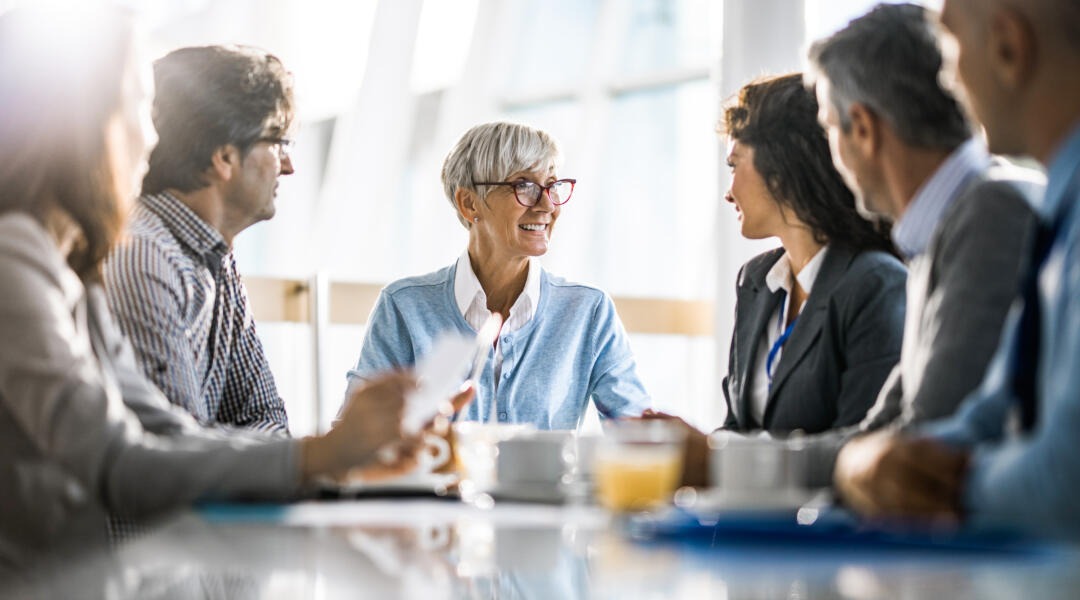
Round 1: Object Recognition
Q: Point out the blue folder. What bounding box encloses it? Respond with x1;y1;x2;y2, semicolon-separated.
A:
627;507;1059;556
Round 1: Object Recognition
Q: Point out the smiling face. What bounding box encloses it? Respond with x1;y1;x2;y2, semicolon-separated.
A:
815;80;891;221
103;45;146;213
939;0;1023;155
471;162;561;260
225;128;295;229
109;43;156;212
725;140;786;240
816;82;860;197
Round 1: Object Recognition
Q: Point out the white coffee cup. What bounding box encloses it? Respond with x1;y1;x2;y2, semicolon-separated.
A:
496;431;573;487
707;432;805;493
453;422;534;490
415;433;451;473
369;433;451;480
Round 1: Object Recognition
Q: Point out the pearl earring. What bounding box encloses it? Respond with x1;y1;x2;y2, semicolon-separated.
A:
473;217;479;223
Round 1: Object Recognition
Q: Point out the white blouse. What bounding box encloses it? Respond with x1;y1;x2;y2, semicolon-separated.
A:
453;251;542;390
749;246;829;425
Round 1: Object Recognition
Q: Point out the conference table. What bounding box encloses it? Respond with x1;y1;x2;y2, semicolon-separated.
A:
8;494;1080;599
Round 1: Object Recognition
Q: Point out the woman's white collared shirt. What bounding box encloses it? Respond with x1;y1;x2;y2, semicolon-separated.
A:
454;251;541;389
749;246;829;425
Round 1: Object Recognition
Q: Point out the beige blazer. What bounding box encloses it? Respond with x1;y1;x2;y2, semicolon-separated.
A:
0;212;299;565
797;171;1040;487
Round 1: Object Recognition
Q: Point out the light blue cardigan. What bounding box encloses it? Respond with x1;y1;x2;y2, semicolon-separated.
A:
347;263;651;429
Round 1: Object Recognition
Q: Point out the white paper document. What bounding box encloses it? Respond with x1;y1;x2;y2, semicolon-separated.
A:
402;314;501;434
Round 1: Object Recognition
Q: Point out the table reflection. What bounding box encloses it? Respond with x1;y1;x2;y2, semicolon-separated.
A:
3;500;1079;599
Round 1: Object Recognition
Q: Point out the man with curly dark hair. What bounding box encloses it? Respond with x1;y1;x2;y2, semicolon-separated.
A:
104;46;297;434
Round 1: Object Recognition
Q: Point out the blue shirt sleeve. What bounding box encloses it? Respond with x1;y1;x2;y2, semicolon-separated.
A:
960;256;1080;537
586;292;651;418
347;290;417;385
925;188;1080;538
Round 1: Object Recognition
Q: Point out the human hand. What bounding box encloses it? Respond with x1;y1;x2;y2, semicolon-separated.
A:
338;382;476;482
640;409;709;487
301;371;415;480
834;430;970;523
427;381;476;436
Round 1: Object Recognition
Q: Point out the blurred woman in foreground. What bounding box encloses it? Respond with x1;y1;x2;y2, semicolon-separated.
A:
0;6;435;563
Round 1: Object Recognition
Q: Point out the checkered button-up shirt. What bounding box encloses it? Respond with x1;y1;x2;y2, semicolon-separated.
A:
104;192;290;434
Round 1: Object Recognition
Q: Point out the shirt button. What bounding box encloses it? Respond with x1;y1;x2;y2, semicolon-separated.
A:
499;412;507;420
502;336;511;344
64;480;86;506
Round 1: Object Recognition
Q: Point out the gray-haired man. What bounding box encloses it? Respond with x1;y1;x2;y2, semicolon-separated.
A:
800;2;1041;487
836;0;1080;536
647;3;1040;491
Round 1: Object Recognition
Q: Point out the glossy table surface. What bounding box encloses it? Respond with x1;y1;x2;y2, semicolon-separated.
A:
6;498;1080;599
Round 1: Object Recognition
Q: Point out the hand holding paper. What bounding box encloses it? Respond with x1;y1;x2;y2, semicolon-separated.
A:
402;313;501;434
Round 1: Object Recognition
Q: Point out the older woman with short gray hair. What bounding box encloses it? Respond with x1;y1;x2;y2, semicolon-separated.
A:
348;121;651;429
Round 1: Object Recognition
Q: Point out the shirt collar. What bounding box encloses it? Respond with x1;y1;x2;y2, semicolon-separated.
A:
454;251;484;317
766;245;828;295
1041;124;1080;224
140;192;230;262
454;251;541;331
893;138;991;259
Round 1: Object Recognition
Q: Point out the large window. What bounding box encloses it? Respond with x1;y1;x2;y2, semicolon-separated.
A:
446;0;723;429
265;0;727;433
21;0;939;435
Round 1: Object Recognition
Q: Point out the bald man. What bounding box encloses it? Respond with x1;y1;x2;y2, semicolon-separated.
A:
834;0;1080;538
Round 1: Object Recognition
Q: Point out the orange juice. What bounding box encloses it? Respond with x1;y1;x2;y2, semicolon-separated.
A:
594;448;683;511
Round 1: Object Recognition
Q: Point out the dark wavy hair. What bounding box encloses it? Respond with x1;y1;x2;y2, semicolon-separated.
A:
142;45;295;195
0;6;133;282
721;73;896;255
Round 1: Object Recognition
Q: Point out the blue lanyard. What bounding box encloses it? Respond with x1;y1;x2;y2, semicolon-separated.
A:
766;294;798;389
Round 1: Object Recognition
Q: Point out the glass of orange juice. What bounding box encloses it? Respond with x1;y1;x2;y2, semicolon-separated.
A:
593;420;686;511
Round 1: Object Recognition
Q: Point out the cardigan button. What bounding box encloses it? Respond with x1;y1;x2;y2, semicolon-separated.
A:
499;412;507;420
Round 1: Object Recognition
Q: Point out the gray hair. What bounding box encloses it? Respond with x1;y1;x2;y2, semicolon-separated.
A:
806;2;971;150
441;121;561;228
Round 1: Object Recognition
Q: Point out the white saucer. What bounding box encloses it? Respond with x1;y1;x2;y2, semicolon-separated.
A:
489;480;566;504
339;471;459;495
686;487;822;514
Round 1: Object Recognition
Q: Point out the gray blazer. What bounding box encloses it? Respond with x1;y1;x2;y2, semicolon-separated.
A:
799;171;1041;486
0;213;299;565
722;245;907;434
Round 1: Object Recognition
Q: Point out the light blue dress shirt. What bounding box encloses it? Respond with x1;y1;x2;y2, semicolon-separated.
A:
892;139;990;259
928;125;1080;538
347;263;651;430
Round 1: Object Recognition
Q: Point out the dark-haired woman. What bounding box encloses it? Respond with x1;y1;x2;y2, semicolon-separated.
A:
718;73;906;435
646;73;905;465
647;73;905;485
